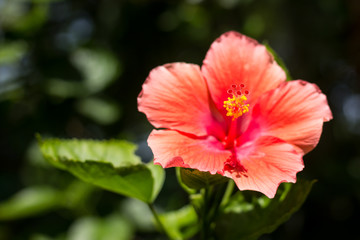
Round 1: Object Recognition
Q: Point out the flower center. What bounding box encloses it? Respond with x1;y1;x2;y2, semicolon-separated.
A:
223;84;249;120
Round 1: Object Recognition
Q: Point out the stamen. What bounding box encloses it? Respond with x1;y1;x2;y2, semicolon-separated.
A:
223;83;250;120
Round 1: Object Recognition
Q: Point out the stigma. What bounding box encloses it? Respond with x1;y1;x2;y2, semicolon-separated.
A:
223;84;250;120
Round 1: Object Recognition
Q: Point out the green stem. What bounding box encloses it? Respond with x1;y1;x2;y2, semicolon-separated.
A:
148;203;170;239
200;187;211;240
220;180;234;209
198;182;234;240
176;167;196;194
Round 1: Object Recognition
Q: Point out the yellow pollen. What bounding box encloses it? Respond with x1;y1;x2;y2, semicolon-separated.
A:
223;95;249;120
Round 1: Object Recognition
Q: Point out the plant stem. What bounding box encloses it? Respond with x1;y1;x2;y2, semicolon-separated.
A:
220;180;234;209
176;167;196;194
200;187;210;240
201;185;217;240
198;182;233;240
148;203;170;239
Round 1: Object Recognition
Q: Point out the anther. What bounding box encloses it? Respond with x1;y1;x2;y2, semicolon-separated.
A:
223;83;250;120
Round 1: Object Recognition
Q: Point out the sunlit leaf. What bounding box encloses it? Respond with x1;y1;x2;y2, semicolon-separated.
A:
215;179;316;240
0;181;97;221
0;0;50;34
0;186;62;220
38;137;165;203
71;48;121;93
10;3;48;34
0;1;27;28
39;138;141;167
159;205;198;240
121;198;154;231
45;79;85;98
0;41;28;65
76;97;121;125
46;48;121;98
67;214;133;240
147;163;166;202
61;181;97;212
30;233;58;240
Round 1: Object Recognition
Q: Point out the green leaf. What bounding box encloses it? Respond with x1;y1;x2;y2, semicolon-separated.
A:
75;97;121;125
0;181;99;221
178;168;229;190
71;48;121;94
45;79;85;98
46;48;121;98
147;163;166;202
67;214;133;240
0;0;50;34
121;198;154;231
0;186;62;220
61;181;97;213
0;41;28;65
159;205;198;240
264;41;293;81
215;179;316;240
38;137;165;203
38;137;141;167
10;3;48;34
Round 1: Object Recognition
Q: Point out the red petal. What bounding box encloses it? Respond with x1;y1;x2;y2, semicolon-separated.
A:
138;63;226;138
224;136;304;198
148;130;231;174
251;80;333;154
202;31;286;112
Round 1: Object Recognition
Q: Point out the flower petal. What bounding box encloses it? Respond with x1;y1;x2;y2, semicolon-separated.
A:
224;136;304;198
202;31;286;112
251;80;333;154
148;129;231;174
138;63;225;137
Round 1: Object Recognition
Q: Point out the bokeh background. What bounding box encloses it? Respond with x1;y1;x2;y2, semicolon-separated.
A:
0;0;359;239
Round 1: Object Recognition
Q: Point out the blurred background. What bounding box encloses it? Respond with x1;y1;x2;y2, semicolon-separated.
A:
0;0;359;239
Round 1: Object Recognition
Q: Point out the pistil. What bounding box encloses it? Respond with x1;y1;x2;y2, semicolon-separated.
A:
222;84;250;149
223;84;249;120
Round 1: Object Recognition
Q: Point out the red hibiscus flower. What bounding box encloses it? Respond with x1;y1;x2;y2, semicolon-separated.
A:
138;31;332;198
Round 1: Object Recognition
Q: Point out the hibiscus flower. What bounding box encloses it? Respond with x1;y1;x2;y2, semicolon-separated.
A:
138;31;332;198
